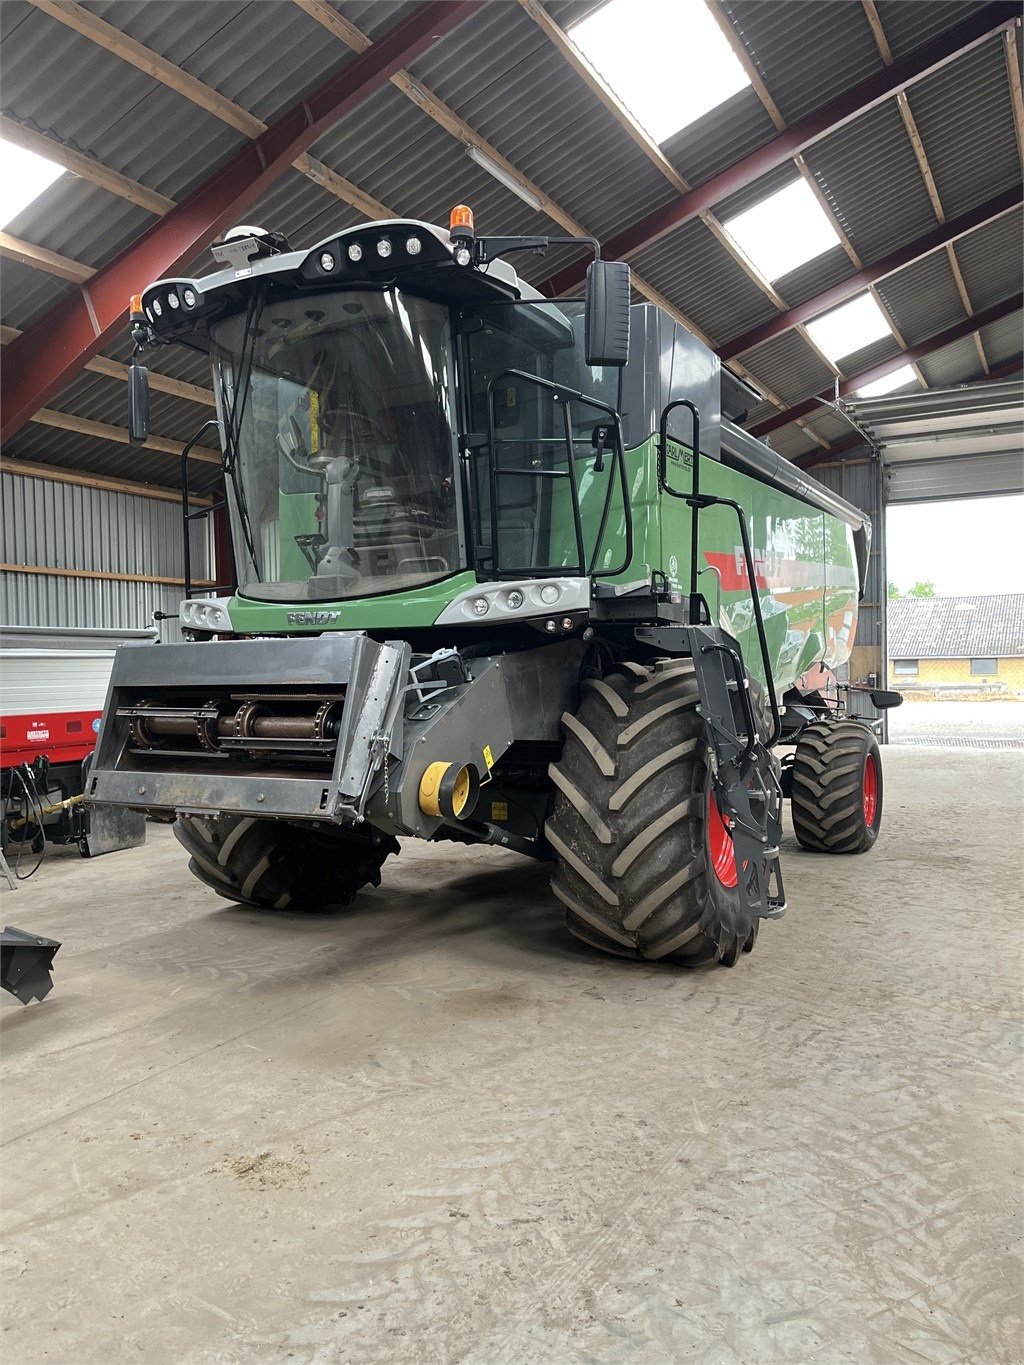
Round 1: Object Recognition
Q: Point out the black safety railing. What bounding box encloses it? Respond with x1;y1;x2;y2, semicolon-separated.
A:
657;399;782;747
482;369;632;581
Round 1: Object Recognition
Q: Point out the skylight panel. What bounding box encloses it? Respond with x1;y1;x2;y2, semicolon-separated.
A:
0;138;66;228
856;364;917;399
721;178;841;282
804;293;894;365
569;0;750;145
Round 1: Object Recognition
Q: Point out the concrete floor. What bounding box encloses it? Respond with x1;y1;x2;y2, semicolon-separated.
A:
2;747;1021;1364
889;699;1024;747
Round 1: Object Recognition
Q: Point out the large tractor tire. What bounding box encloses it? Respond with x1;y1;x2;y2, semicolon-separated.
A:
790;720;882;853
545;659;760;967
173;814;398;911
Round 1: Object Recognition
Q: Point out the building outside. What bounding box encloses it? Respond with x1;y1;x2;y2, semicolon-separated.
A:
887;593;1024;699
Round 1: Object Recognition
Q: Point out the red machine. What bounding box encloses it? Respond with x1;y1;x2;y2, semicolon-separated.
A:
1;625;152;865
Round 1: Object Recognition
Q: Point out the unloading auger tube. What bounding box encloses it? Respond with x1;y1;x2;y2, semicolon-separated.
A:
88;204;893;965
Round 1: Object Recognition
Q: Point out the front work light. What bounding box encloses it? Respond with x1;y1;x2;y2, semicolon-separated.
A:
347;242;363;263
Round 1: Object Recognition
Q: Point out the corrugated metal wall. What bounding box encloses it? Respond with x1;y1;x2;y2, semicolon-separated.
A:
810;456;888;737
1;472;213;643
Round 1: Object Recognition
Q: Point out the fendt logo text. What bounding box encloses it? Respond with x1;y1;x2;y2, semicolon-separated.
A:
287;610;341;625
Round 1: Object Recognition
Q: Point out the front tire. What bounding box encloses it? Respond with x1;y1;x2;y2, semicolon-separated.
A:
545;660;758;966
790;721;882;853
173;814;398;911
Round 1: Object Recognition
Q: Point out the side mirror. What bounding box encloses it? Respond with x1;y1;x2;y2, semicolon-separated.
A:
869;688;903;709
585;259;631;367
128;361;150;446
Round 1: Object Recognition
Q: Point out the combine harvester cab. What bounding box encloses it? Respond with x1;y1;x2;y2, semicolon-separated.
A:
88;208;897;964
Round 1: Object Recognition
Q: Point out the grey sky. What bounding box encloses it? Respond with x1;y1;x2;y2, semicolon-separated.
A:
886;495;1024;596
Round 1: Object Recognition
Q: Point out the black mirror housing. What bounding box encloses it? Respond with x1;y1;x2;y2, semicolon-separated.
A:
869;688;903;709
585;260;631;367
128;362;150;446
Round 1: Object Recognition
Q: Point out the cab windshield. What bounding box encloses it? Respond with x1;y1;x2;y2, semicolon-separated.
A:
211;289;459;602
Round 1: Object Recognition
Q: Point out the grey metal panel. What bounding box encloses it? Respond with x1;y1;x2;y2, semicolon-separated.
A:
874;1;988;59
919;335;985;388
954;207;1024;312
335;1;418;40
887;453;1024;503
874;251;967;347
0;571;187;643
46;372;207;445
1;470;211;642
628;219;779;345
804;102;939;263
722;0;883;124
1;469;210;581
979;308;1024;364
904;35;1020;220
735;330;835;407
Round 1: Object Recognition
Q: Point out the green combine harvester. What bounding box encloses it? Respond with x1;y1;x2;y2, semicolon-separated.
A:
89;206;896;967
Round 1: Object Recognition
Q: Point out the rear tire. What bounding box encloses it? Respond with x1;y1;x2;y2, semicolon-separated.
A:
545;660;758;966
173;814;398;911
791;721;882;853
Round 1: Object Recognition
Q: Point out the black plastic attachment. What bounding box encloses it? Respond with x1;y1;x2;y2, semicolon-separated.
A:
1;926;61;1004
585;260;631;367
128;362;150;446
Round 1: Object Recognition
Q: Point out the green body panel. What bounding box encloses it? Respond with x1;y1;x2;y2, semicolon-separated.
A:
224;435;858;695
227;569;480;632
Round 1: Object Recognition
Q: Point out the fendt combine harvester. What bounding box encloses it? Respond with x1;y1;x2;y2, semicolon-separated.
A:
89;207;897;967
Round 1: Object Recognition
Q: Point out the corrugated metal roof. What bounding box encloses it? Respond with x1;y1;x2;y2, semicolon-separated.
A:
950;206;1024;314
773;245;858;313
1;0;1020;493
629;218;779;345
0;3;245;203
803;101;938;263
919;334;985;388
664;88;778;190
0;259;73;332
84;0;353;129
734;330;836;407
874;1;988;60
711;161;797;224
405;2;678;244
874;251;968;348
722;0;883;124
905;34;1020;221
839;332;904;379
979;308;1024;365
765;423;818;462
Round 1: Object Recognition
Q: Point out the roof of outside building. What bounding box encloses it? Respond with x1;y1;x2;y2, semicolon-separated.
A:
888;591;1024;659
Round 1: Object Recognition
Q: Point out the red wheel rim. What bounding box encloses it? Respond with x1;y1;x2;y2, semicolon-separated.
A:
707;791;738;888
863;752;879;826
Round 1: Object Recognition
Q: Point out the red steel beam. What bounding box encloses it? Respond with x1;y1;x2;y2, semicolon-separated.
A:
1;0;480;445
539;2;1020;300
750;295;1024;440
722;184;1022;361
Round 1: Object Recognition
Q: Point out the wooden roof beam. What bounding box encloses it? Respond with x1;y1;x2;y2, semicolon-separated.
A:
30;408;221;463
0;456;212;506
2;324;214;406
0;115;174;217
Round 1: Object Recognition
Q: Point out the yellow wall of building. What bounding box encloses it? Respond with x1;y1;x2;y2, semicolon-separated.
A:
888;656;1024;695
